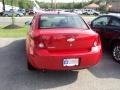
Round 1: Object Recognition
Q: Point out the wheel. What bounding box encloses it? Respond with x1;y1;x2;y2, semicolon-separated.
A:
85;12;88;15
4;14;8;17
93;13;98;16
112;42;120;63
16;14;20;17
27;61;36;70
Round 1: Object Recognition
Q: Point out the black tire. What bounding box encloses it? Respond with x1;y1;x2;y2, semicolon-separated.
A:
4;14;8;17
85;12;88;15
27;61;36;70
93;13;98;16
112;42;120;63
16;14;20;17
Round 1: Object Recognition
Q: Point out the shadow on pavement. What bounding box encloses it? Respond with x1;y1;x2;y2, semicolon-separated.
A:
88;49;120;79
0;39;78;90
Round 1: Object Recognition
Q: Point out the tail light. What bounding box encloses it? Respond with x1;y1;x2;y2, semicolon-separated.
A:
93;36;101;46
93;41;98;47
38;43;45;48
34;37;46;49
91;36;101;52
29;37;46;55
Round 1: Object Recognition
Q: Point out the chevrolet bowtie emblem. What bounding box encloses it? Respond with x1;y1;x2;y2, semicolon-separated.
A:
67;38;75;42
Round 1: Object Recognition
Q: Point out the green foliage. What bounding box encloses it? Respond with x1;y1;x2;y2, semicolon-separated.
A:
18;0;33;9
0;0;17;6
0;0;33;9
99;5;106;12
36;2;86;9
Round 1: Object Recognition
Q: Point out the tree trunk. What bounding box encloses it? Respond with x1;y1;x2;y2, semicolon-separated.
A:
2;0;5;12
11;0;15;25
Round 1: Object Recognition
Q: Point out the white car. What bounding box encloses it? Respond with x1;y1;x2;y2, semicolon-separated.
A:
82;9;100;15
74;9;83;15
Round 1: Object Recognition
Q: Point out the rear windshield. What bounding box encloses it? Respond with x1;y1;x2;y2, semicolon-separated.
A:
39;14;89;29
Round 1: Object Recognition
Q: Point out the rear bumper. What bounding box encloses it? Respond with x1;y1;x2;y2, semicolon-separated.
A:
27;47;102;70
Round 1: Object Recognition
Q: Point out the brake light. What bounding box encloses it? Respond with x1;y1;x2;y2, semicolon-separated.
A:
38;43;45;48
93;41;98;47
93;36;101;46
91;37;101;52
34;37;46;49
29;38;46;55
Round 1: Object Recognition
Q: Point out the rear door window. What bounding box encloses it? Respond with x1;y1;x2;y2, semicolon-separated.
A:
93;16;110;27
108;18;120;27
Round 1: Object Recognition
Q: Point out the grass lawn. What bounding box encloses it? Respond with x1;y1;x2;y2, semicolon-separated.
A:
0;26;28;38
0;15;96;38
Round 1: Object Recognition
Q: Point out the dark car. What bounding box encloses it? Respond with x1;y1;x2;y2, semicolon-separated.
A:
17;9;26;15
90;14;120;62
28;9;34;15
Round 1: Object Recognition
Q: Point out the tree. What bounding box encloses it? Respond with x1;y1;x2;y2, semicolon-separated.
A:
18;0;33;9
2;0;5;11
10;0;15;25
0;0;33;9
4;0;19;29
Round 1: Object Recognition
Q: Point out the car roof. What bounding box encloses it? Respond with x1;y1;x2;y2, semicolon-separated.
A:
36;11;77;16
99;14;120;19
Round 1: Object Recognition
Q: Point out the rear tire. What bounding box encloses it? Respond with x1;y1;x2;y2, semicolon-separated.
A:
16;14;20;17
112;42;120;63
27;61;36;70
4;14;8;17
85;12;88;15
93;13;98;16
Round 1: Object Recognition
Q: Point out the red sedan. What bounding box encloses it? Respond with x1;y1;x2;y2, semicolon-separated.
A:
26;11;102;71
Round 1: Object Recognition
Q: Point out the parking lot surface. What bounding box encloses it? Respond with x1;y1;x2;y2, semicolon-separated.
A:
0;16;95;26
0;38;120;90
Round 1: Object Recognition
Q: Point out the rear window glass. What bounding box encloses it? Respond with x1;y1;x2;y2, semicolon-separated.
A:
39;14;88;29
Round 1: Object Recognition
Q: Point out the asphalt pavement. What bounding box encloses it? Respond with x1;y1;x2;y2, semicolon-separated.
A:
0;17;32;26
0;38;120;90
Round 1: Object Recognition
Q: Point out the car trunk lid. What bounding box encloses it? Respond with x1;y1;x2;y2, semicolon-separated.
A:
37;28;97;52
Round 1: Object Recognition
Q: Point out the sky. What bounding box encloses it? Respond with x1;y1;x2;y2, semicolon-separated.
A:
35;0;90;3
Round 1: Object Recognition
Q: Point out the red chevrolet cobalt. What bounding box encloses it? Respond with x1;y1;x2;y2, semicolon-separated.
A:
26;11;102;71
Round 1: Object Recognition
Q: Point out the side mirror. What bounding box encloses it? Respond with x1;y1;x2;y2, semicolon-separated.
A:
25;20;32;25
